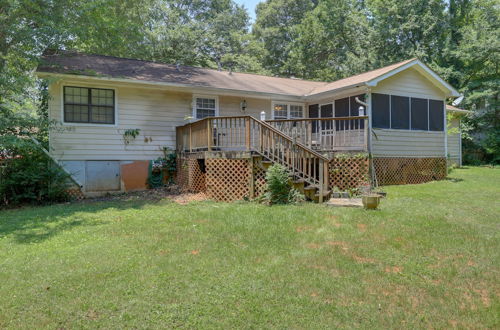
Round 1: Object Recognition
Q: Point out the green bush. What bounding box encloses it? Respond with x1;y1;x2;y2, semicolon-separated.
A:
262;164;304;205
0;139;72;207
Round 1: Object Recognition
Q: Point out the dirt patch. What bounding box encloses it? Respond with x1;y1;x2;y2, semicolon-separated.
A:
296;226;313;233
157;249;169;255
352;255;376;264
306;243;321;249
170;193;208;205
78;185;183;204
190;250;200;255
357;224;367;231
474;289;491;307
86;309;99;320
327;215;342;227
325;241;349;250
385;266;403;273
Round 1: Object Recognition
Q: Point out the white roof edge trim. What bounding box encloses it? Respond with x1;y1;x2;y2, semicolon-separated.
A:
304;84;367;100
366;59;460;97
36;71;306;101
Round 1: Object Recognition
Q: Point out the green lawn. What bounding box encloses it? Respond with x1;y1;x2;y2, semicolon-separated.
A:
0;167;498;329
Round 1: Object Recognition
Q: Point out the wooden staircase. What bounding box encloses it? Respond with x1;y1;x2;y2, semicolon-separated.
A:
176;115;331;202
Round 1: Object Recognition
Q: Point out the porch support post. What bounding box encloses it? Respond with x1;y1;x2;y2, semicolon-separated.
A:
363;117;368;151
248;156;255;199
245;116;251;151
189;125;192;152
307;121;312;148
319;159;324;203
207;119;212;151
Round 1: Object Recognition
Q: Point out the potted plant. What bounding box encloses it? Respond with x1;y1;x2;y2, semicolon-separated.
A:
362;194;381;210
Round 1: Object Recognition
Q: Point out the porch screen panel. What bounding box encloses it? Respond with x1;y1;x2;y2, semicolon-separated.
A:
390;95;410;129
411;97;428;130
372;93;390;128
334;97;349;130
320;104;333;131
309;104;319;133
350;94;365;128
429;99;444;131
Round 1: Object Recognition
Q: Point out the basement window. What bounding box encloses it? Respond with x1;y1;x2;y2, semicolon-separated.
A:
63;86;115;124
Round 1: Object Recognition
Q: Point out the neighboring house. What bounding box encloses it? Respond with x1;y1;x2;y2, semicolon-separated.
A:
37;52;463;200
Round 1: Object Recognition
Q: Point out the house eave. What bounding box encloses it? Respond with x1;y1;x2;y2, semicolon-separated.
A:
36;71;306;101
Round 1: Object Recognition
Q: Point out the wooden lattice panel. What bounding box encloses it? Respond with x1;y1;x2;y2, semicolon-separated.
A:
253;161;267;197
176;157;189;190
177;157;206;193
206;159;250;202
329;156;369;191
67;186;85;200
373;157;447;185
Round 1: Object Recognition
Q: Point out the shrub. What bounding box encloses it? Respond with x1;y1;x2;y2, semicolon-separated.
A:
262;164;304;205
0;138;72;207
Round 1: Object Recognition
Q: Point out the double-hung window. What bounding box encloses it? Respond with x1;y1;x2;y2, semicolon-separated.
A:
194;96;218;119
63;86;115;124
272;102;304;119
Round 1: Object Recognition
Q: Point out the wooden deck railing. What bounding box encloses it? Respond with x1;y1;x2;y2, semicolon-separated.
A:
176;116;331;200
266;116;368;152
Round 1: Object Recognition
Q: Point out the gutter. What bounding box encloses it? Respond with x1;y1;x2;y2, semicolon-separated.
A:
36;71;307;101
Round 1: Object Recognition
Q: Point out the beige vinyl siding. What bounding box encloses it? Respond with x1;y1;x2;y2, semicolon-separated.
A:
370;67;446;157
371;129;445;157
49;79;274;161
373;67;447;99
219;96;271;118
447;117;461;164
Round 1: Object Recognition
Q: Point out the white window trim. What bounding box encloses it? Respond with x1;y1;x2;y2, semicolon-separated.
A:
60;85;118;127
192;94;219;119
271;101;305;119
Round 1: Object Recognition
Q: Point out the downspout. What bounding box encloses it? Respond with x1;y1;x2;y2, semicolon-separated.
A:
444;102;448;162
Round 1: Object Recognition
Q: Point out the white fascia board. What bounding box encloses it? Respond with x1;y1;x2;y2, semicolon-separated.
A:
304;84;367;101
36;72;305;101
366;59;460;97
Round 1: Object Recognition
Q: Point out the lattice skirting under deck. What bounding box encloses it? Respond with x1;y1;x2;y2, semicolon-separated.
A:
177;157;206;193
329;156;370;191
373;157;447;186
205;159;251;202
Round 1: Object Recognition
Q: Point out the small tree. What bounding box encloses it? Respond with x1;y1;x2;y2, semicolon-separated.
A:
263;164;304;205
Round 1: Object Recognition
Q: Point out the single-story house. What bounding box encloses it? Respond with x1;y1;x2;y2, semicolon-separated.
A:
36;52;466;200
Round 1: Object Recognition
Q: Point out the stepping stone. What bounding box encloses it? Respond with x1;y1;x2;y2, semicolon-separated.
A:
326;198;363;208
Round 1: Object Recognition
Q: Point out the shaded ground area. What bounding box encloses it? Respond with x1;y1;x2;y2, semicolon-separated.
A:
79;185;208;204
0;167;498;329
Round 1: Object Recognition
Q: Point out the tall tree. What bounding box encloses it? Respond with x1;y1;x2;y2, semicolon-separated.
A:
252;0;317;76
287;0;374;80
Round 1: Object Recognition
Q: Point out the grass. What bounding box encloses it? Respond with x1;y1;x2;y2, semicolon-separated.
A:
0;166;498;329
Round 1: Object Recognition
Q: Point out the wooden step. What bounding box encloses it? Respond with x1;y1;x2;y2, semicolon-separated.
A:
292;179;305;193
261;160;273;169
309;189;331;203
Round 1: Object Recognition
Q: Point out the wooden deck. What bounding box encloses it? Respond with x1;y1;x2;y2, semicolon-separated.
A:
176;115;369;202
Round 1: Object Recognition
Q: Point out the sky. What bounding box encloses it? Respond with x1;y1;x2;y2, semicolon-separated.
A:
234;0;262;23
